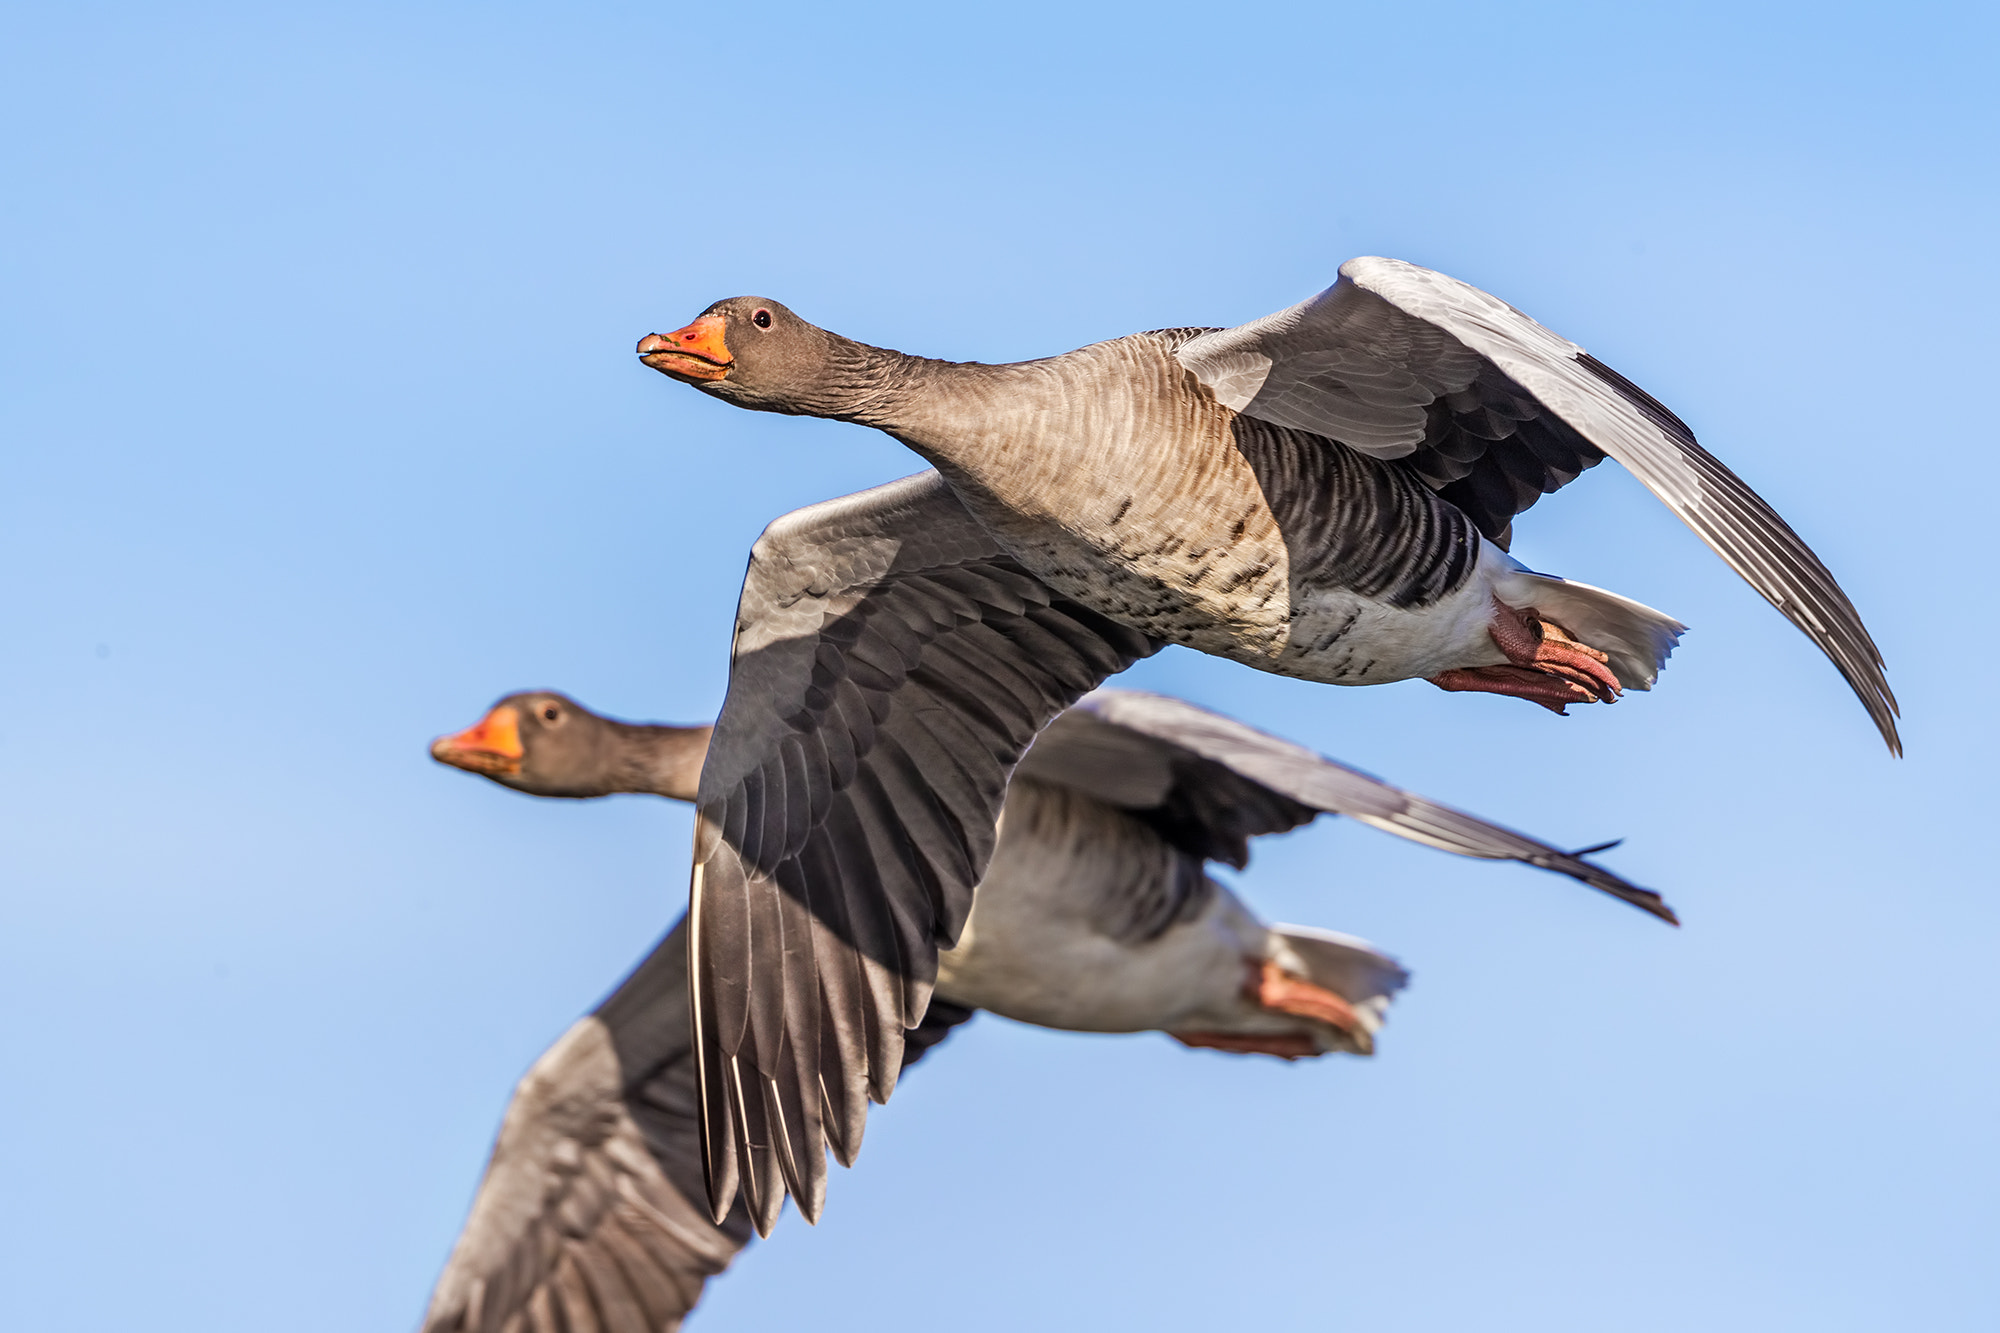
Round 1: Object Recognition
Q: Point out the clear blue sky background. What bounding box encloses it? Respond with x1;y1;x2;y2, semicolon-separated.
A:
3;3;1995;1329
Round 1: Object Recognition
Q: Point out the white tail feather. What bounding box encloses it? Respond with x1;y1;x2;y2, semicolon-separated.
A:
1493;565;1686;690
1268;925;1410;1037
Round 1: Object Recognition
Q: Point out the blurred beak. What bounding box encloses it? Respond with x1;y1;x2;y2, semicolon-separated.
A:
638;316;733;382
431;705;524;778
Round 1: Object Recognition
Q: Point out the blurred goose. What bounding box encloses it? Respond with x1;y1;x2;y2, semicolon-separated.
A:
419;679;1667;1327
639;256;1894;752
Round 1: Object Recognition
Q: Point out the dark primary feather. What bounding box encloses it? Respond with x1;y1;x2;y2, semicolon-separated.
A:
690;472;1155;1235
420;937;978;1333
901;998;977;1066
1038;690;1677;925
419;920;753;1333
1568;350;1898;753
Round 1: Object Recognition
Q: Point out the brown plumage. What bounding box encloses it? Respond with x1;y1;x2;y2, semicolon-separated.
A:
418;681;1671;1328
638;257;1891;745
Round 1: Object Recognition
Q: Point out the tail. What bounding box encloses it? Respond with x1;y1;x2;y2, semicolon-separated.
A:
1266;925;1410;1040
1493;564;1686;691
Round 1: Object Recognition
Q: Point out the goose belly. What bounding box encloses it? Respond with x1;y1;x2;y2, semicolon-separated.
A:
935;872;1266;1033
1015;529;1511;685
932;784;1271;1032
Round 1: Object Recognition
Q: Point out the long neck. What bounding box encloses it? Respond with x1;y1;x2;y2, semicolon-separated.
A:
786;333;962;431
828;336;1190;536
807;333;1088;472
605;721;712;802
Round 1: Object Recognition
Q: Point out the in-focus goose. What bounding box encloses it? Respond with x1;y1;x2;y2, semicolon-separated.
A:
628;472;1697;1234
425;673;1668;1273
638;257;1895;752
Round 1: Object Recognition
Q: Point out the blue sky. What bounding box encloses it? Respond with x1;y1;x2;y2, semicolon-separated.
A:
3;2;1996;1328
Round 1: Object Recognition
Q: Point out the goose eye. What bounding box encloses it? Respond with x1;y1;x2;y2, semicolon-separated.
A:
541;705;561;723
752;308;772;329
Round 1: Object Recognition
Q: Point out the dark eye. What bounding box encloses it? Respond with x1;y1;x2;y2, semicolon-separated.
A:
541;705;561;723
752;308;772;329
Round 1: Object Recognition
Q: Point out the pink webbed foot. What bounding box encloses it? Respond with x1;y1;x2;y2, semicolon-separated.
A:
1429;597;1623;715
1168;960;1374;1060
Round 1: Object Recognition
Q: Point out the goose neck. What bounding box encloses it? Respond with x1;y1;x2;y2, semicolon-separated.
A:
816;339;964;433
608;722;712;802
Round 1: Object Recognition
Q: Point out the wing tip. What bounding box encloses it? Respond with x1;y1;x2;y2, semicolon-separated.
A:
1574;861;1678;927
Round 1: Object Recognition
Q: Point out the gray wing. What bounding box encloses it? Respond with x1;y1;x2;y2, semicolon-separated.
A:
419;927;975;1333
1018;689;1676;925
419;920;752;1333
1174;257;1898;754
690;471;1155;1235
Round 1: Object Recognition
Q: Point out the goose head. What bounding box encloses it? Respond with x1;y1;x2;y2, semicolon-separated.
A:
431;691;622;798
432;692;712;801
638;298;894;417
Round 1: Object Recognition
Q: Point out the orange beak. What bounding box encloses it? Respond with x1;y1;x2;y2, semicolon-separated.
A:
637;316;732;382
431;705;524;778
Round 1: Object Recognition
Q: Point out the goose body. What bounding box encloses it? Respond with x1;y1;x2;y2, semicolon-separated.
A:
420;687;1427;1332
640;256;1892;738
602;469;1690;1237
878;336;1555;686
938;779;1398;1049
426;670;1668;1297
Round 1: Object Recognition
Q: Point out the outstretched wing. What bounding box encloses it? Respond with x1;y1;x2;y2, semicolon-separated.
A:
1020;689;1676;925
1174;257;1898;754
690;471;1155;1235
420;920;977;1333
419;921;751;1333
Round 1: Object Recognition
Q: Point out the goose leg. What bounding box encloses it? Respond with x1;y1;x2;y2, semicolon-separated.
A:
1427;596;1623;714
1247;958;1364;1034
1169;960;1371;1059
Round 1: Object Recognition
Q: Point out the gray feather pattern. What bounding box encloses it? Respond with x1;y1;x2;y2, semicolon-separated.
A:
418;920;752;1333
1052;690;1676;923
1179;257;1897;751
690;471;1155;1235
417;909;977;1333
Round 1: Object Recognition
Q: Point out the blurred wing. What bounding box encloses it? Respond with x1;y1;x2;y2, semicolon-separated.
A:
690;471;1155;1235
899;998;978;1069
1175;256;1897;754
1050;689;1677;924
420;921;752;1333
1015;707;1321;864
